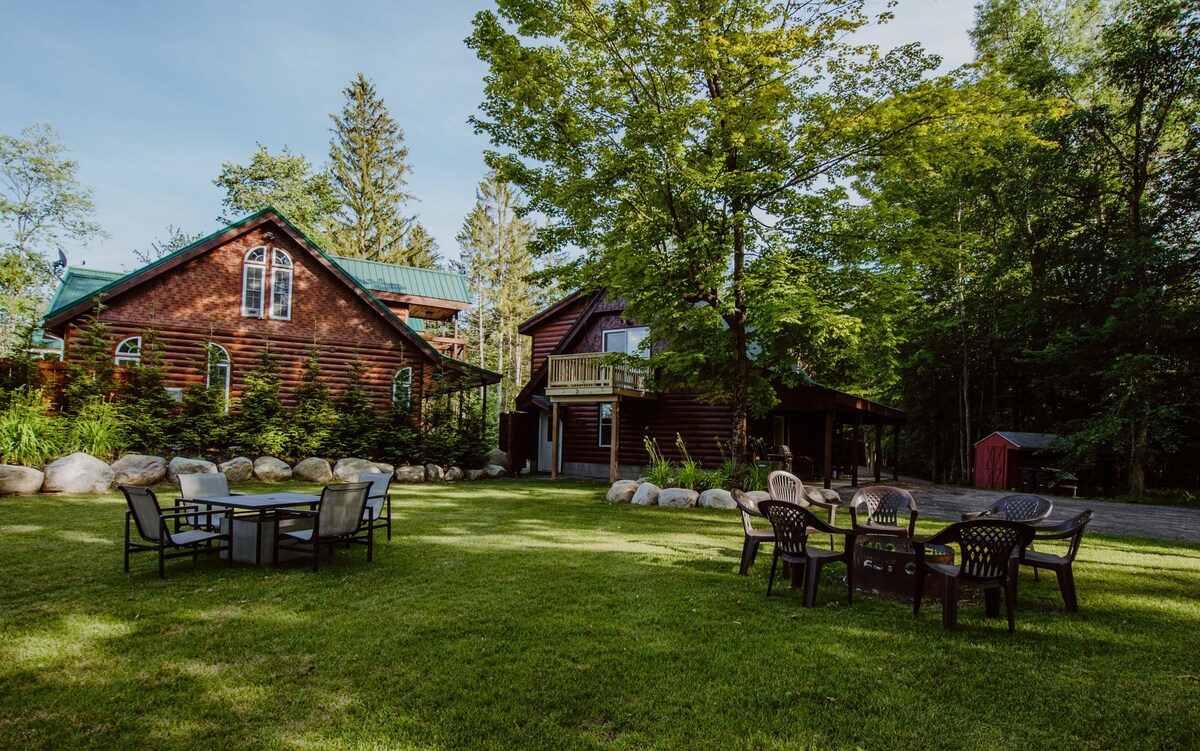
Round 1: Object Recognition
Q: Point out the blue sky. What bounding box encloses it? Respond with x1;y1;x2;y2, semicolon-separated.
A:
1;0;978;273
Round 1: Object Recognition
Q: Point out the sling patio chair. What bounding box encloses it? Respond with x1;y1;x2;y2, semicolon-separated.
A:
962;494;1053;523
121;485;232;578
358;470;393;540
177;472;239;532
758;500;857;607
274;482;373;572
848;485;919;539
1019;510;1094;612
732;489;775;575
913;518;1036;633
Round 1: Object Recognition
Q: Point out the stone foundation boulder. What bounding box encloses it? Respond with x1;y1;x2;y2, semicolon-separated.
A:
483;464;506;479
395;465;426;483
43;453;114;494
167;457;217;483
631;482;660;506
809;488;842;505
110;455;166;487
658;487;699;508
606;480;639;503
333;458;393;482
292;457;333;483
465;469;485;481
425;464;444;482
0;465;45;495
743;490;770;509
253;456;292;482
486;448;508;468
444;466;464;482
699;488;736;509
218;456;254;483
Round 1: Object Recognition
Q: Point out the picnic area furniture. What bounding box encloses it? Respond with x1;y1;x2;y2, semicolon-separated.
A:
962;494;1053;523
848;485;919;539
177;472;239;532
358;470;393;540
854;535;954;601
192;492;322;564
913;519;1036;632
120;485;231;578
732;489;774;575
274;482;374;572
768;470;841;546
758;500;857;607
1019;510;1094;612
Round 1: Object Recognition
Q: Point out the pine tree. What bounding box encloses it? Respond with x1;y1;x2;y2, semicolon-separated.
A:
328;74;436;267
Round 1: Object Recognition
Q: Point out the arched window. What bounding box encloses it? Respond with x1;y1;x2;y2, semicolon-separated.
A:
270;248;293;320
242;247;267;317
206;343;231;412
241;246;294;320
114;336;141;366
392;367;413;408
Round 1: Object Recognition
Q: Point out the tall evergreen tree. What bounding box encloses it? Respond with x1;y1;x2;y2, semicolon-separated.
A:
328;74;438;268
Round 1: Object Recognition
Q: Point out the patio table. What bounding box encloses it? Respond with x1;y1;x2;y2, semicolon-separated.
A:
194;493;321;564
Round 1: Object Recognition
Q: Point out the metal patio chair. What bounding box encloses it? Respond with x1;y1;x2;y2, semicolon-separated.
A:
274;482;373;572
121;485;231;578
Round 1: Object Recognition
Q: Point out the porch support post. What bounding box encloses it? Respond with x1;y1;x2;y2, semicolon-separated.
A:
892;423;901;481
609;398;620;484
874;421;883;484
551;401;560;480
823;410;835;490
851;411;862;488
481;383;488;439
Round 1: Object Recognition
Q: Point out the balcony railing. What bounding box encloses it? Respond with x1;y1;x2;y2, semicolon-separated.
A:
546;353;650;396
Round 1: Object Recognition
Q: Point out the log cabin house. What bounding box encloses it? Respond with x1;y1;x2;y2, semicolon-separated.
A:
503;291;906;485
41;208;498;411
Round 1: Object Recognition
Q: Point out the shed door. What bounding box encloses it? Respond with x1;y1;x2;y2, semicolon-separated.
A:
538;412;562;474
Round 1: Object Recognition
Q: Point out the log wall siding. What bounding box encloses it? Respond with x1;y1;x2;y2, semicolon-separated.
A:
60;223;433;409
528;296;589;373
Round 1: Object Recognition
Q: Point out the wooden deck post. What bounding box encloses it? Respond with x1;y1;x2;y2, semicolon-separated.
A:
892;423;900;481
874;421;883;483
551;401;560;480
609;398;620;483
823;410;835;489
851;412;861;487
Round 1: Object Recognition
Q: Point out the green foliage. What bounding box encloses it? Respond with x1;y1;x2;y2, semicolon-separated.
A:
328;359;380;459
213;143;338;245
672;434;702;491
237;347;288;456
62;307;116;413
380;398;421;464
743;462;771;492
643;436;673;487
175;380;229;456
0;389;62;466
64;398;126;461
118;330;177;454
289;347;335;457
132;224;204;265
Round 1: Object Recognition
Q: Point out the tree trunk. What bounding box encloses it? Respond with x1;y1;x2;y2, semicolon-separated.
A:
729;200;751;482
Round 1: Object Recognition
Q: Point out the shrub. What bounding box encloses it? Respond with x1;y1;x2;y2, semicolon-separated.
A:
328;359;380;459
119;330;178;453
0;389;63;466
66;398;127;461
238;347;288;456
744;461;770;491
289;347;335;457
63;307;117;413
644;436;673;487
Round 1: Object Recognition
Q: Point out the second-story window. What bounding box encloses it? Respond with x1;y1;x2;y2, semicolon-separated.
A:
602;326;649;357
114;336;141;366
242;246;293;320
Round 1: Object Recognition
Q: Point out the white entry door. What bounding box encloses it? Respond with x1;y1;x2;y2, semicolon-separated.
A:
538;412;562;474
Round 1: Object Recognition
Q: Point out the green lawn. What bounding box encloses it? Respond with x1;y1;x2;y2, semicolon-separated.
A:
1;479;1197;750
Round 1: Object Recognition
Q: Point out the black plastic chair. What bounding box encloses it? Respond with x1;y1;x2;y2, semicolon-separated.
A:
732;489;774;575
758;500;857;607
914;519;1036;632
848;485;919;539
121;485;231;578
962;494;1053;523
1020;510;1094;612
275;482;373;572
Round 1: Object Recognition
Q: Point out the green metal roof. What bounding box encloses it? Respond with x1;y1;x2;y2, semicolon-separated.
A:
328;255;471;304
45;268;126;318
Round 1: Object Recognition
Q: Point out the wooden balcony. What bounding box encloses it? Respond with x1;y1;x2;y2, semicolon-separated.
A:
421;334;467;361
545;353;653;399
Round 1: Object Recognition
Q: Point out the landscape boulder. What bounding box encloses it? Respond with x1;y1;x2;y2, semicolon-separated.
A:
631;482;660;506
606;480;639;503
43;453;114;494
444;466;464;482
109;455;166;487
465;469;485;481
167;457;217;483
699;488;736;510
425;464;444;482
486;448;508;468
0;465;45;496
658;487;699;509
253;456;292;482
218;456;254;483
292;457;333;483
394;465;426;483
809;488;842;505
483;464;506;479
744;490;770;508
333;458;393;482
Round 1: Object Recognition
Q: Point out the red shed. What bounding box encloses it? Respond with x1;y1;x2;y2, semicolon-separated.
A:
974;432;1068;490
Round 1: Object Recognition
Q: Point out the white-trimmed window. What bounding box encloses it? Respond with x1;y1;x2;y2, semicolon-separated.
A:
392;367;413;408
206;343;231;412
242;247;267;317
270;248;293;320
602;326;649;358
599;403;613;447
114;336;141;366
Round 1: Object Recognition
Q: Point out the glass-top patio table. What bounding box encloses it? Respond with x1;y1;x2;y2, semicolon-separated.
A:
194;493;321;565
